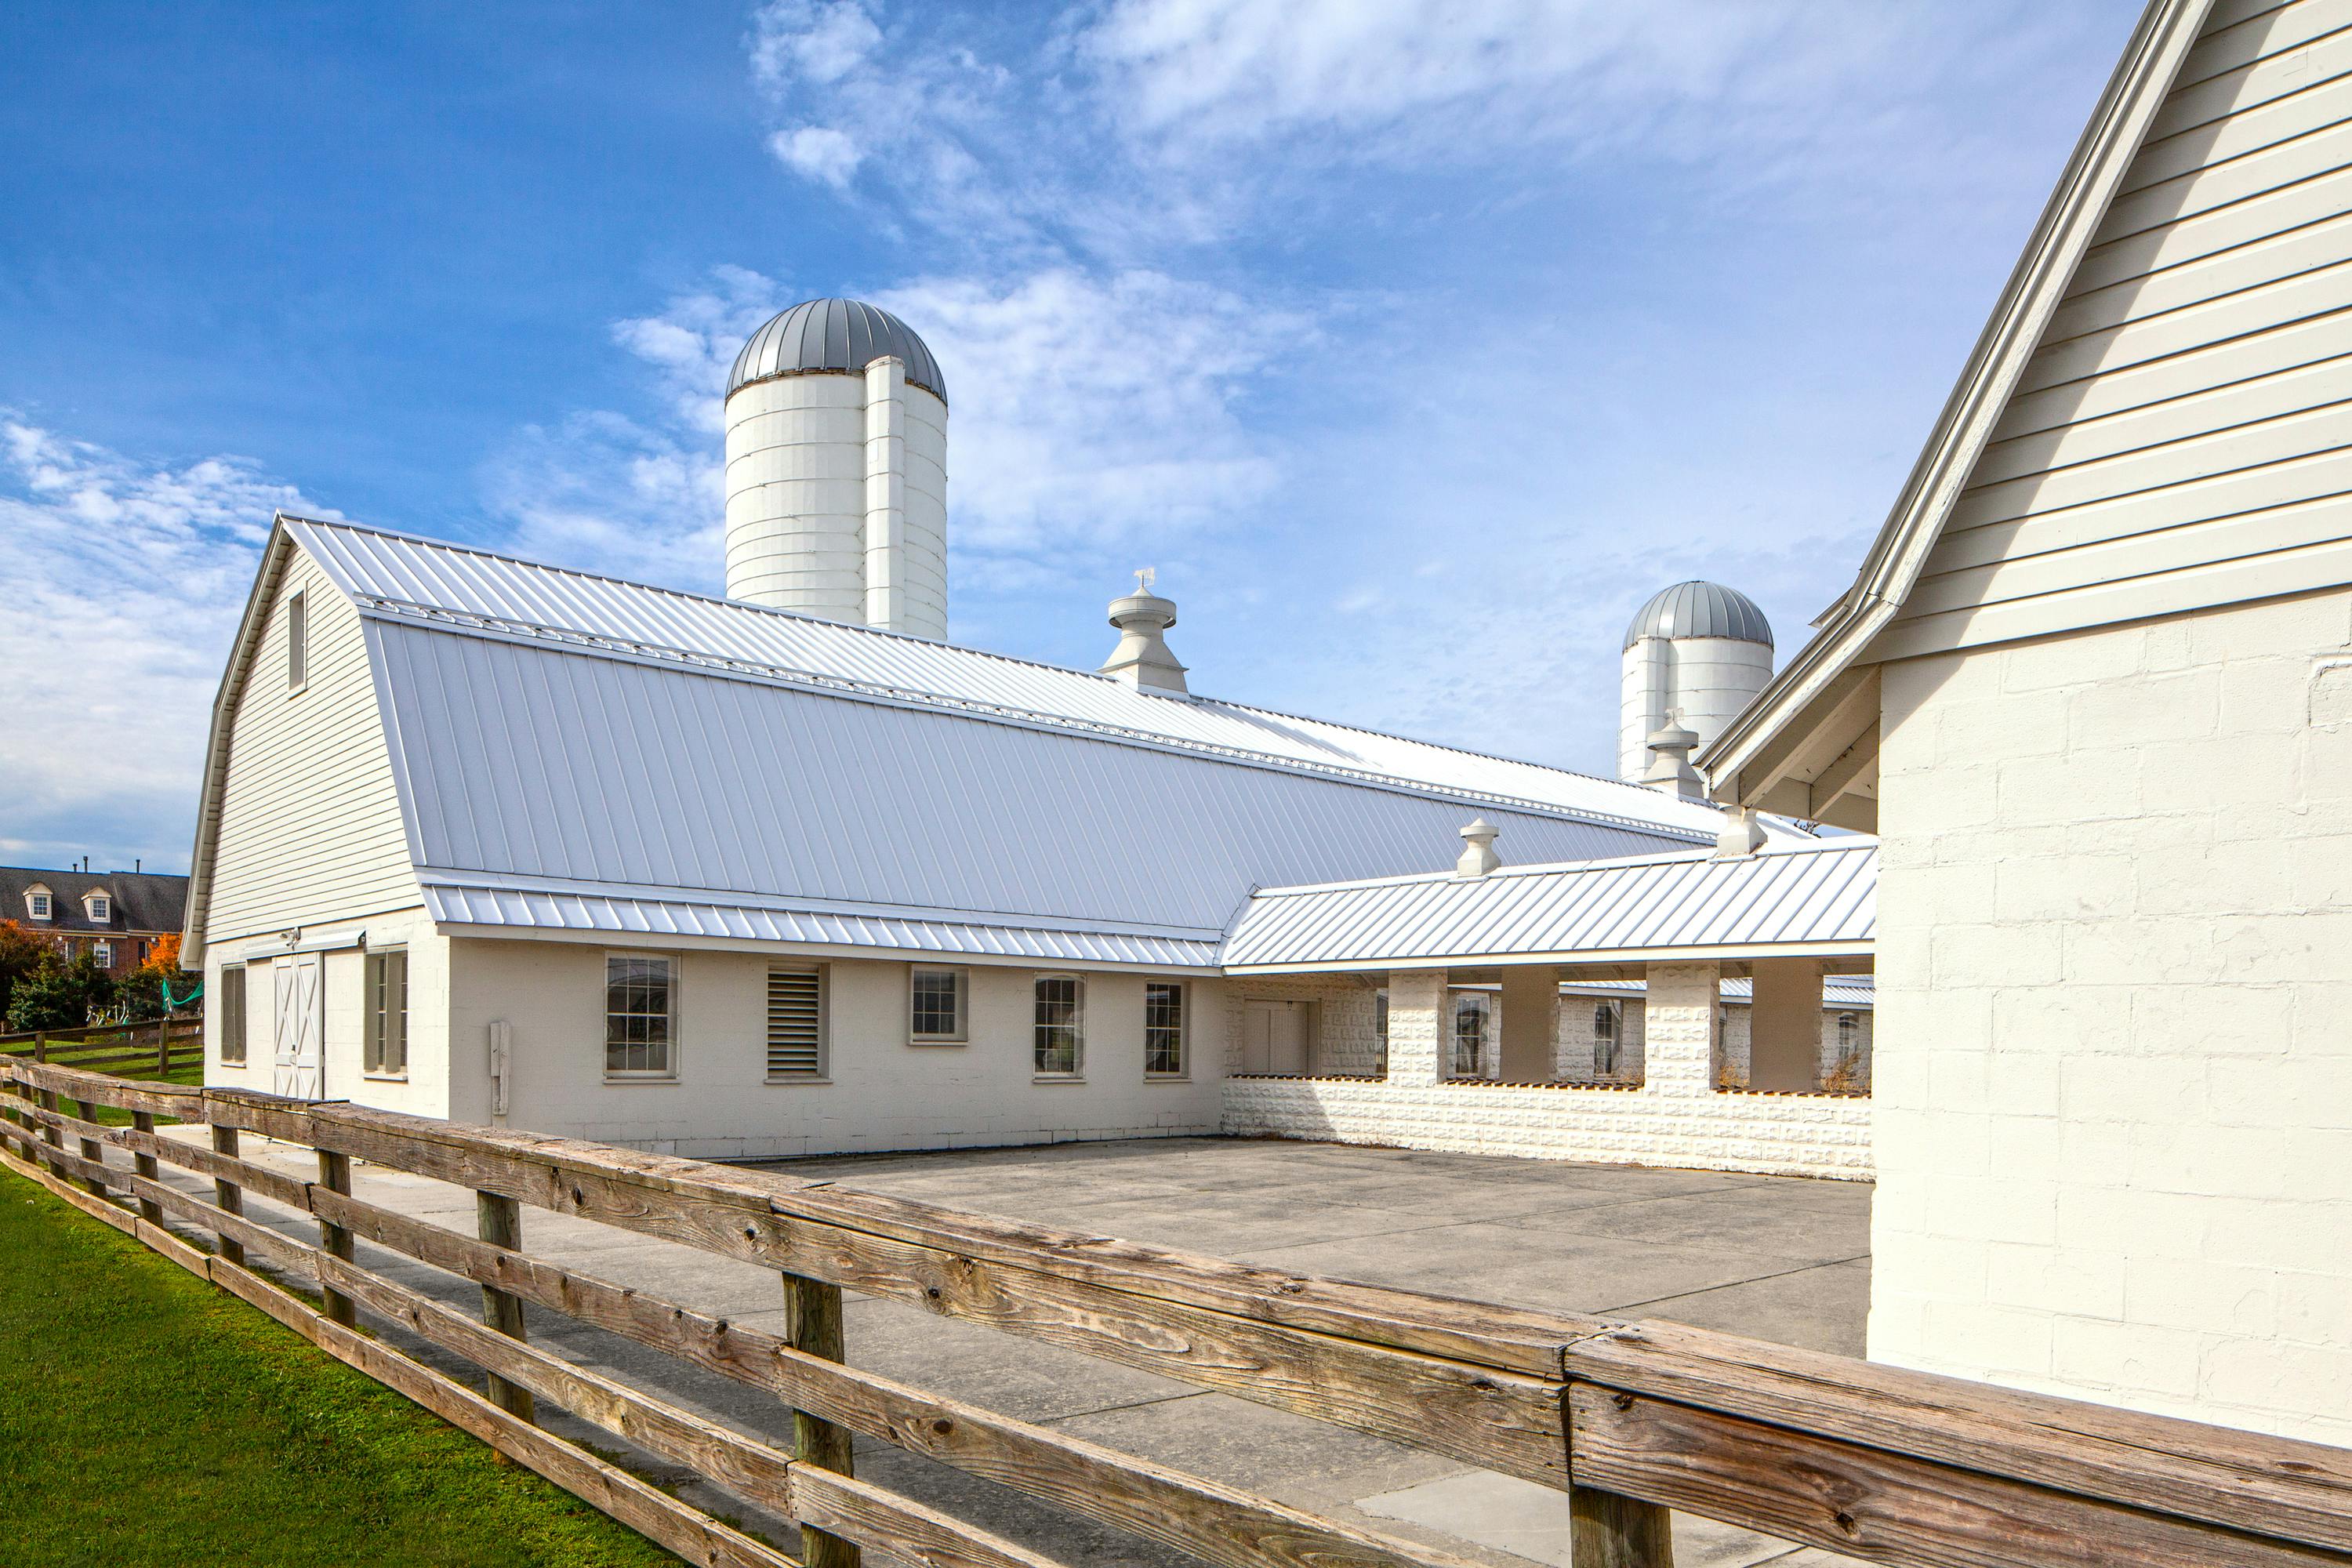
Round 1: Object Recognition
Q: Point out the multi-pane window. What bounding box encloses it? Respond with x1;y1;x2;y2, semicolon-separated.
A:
26;891;49;920
287;590;308;689
767;967;825;1077
366;949;409;1077
1835;1011;1860;1065
1144;982;1185;1076
1034;975;1083;1075
87;895;110;921
1450;992;1489;1079
1593;1000;1621;1076
220;964;248;1065
92;941;112;969
909;967;966;1043
1374;989;1389;1075
604;953;675;1077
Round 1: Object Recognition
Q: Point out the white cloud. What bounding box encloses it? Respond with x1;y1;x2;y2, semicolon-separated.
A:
769;125;863;187
751;0;883;89
0;418;339;870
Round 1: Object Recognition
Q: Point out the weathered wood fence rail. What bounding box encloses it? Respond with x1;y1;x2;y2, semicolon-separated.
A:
2;1059;2345;1568
0;1016;201;1078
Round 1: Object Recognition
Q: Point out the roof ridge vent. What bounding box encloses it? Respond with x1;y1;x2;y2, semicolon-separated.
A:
1455;818;1501;877
1099;569;1189;695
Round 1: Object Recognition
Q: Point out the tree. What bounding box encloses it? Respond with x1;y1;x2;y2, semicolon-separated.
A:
0;920;60;1023
123;933;197;1022
5;947;117;1033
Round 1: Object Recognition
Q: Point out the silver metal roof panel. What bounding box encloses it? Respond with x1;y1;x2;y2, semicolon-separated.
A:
728;297;948;404
1623;580;1773;650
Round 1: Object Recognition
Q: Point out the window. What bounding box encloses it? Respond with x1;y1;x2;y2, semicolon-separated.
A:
1034;975;1083;1076
1835;1011;1860;1065
768;967;826;1078
287;590;308;689
1374;989;1389;1074
1144;982;1185;1076
909;966;966;1043
26;889;49;920
1450;992;1489;1079
604;953;676;1077
92;941;113;969
1593;1000;1621;1076
86;894;111;922
220;964;248;1065
366;949;409;1077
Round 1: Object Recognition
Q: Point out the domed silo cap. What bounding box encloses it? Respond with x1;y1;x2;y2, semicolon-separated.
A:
728;298;948;405
1623;580;1773;651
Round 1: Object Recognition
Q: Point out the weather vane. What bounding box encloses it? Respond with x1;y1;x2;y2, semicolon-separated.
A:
1134;567;1156;593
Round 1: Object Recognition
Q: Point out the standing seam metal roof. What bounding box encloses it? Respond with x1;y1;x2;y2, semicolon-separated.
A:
1219;840;1876;969
1623;580;1773;650
728;298;947;404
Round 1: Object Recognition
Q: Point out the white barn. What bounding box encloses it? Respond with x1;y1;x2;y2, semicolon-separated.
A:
1706;0;2352;1444
183;515;1873;1162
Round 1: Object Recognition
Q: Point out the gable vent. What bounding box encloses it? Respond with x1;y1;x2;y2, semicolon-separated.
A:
766;967;825;1077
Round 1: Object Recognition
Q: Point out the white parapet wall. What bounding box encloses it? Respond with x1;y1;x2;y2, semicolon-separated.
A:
1221;962;1873;1180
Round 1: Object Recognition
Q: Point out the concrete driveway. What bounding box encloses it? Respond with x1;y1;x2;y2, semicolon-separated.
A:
154;1131;1873;1568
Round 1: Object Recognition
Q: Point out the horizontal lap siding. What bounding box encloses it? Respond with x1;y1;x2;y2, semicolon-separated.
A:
204;547;419;942
1886;0;2352;658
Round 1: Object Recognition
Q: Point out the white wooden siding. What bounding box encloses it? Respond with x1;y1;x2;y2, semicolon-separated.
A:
1882;0;2352;659
203;545;419;942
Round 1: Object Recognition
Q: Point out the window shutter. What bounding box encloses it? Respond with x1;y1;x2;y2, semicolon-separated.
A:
767;967;823;1076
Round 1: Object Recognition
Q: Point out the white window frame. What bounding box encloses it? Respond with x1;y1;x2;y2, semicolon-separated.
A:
603;949;679;1081
91;940;113;969
1143;980;1186;1078
766;964;829;1081
286;589;309;692
365;948;410;1080
1373;988;1389;1076
220;964;249;1065
85;894;110;922
1593;1000;1622;1077
25;889;50;921
1033;974;1084;1079
908;964;968;1044
1448;991;1490;1080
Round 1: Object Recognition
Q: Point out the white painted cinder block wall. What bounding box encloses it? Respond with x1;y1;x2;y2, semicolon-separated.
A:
1872;589;2352;1445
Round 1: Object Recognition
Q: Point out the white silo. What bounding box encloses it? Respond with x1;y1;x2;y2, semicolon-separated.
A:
723;298;949;639
1619;581;1774;784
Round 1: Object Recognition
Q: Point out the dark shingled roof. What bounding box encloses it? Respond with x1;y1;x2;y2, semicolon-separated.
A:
1623;580;1773;651
0;866;188;937
728;298;947;405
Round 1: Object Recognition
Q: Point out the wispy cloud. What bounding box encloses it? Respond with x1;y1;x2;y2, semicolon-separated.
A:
0;418;339;870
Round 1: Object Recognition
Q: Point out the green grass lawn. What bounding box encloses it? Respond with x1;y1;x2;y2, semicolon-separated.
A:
0;1173;684;1567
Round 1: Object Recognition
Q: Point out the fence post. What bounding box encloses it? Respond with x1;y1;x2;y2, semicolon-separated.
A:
35;1087;67;1179
782;1272;860;1568
475;1191;536;1424
211;1125;245;1267
317;1149;357;1327
129;1111;164;1224
73;1098;108;1200
1570;1487;1674;1568
158;1022;170;1078
32;1032;45;1065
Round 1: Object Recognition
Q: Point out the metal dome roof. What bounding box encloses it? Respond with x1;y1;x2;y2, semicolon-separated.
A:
728;298;947;405
1623;580;1773;650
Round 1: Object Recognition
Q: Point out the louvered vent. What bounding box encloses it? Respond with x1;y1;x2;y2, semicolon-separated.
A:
767;967;823;1077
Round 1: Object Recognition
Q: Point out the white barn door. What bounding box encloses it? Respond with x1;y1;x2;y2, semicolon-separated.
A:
272;953;325;1099
1240;1000;1308;1075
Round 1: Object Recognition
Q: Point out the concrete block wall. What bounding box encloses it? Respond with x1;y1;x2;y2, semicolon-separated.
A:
1555;993;1648;1083
1873;588;2352;1445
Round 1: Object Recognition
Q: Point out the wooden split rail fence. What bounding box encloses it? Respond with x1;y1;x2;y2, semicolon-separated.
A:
0;1015;202;1080
1;1058;2346;1568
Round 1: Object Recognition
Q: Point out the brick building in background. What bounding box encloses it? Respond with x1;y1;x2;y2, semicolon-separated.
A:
1;865;189;978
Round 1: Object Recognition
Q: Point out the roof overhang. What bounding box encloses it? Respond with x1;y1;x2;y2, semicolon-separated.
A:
1224;939;1875;977
1698;0;2213;833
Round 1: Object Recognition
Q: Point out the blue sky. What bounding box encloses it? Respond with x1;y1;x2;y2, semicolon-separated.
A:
1;0;2145;873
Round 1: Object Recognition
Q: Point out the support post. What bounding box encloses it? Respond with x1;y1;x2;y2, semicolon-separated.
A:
74;1098;107;1199
782;1271;860;1568
210;1125;245;1267
317;1149;356;1327
36;1087;66;1178
158;1024;171;1078
476;1190;536;1424
1571;1487;1674;1567
31;1032;45;1064
129;1110;163;1223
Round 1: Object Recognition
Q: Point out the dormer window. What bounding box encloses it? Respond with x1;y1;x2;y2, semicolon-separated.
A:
85;893;111;923
26;887;51;921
